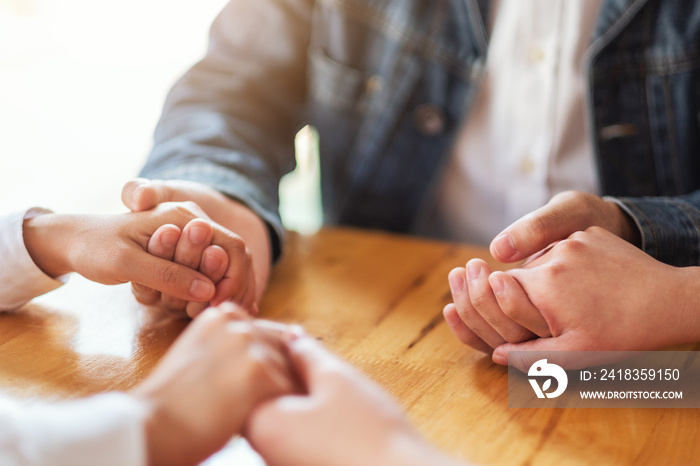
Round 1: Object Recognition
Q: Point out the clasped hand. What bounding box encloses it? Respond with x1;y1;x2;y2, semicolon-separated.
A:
443;191;691;370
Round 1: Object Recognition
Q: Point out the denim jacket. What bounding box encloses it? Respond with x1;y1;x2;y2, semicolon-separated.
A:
141;0;700;266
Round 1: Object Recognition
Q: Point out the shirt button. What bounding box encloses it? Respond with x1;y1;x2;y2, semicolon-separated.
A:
520;155;536;174
528;47;545;64
413;103;447;136
365;75;383;95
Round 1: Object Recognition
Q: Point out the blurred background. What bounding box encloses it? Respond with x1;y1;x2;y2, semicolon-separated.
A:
0;0;322;231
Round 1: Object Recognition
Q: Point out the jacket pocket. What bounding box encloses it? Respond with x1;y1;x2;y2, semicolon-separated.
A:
307;44;367;111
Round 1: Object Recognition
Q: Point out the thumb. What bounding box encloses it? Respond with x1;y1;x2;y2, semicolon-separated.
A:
490;192;601;263
122;178;176;212
493;336;578;372
128;252;216;302
494;335;621;371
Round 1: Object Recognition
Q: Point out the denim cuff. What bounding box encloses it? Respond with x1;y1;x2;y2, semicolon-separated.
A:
606;196;700;267
140;162;284;263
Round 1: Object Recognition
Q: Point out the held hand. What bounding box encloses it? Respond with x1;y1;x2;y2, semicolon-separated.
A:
131;304;298;466
133;221;232;318
447;227;700;370
122;178;272;313
444;259;550;356
491;227;700;370
489;191;641;263
22;204;251;305
246;335;459;466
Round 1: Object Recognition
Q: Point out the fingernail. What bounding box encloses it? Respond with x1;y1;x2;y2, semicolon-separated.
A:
467;261;481;281
203;254;223;273
493;233;517;261
131;186;144;208
189;226;209;245
490;274;505;295
190;279;214;300
161;231;179;248
493;351;507;366
449;271;465;294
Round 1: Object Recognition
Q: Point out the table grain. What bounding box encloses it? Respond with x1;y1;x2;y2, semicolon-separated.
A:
1;227;697;465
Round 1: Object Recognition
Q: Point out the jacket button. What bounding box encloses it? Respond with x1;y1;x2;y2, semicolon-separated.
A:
413;103;446;136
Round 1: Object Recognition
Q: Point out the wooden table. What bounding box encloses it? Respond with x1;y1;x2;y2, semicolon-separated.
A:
1;227;698;465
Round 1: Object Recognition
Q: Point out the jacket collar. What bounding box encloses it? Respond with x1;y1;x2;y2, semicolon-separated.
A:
589;0;649;50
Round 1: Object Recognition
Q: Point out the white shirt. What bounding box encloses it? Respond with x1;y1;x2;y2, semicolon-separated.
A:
0;208;147;466
427;0;603;244
0;208;65;311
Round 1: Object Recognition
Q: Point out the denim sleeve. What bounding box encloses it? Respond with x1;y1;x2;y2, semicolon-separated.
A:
139;0;313;261
606;193;700;267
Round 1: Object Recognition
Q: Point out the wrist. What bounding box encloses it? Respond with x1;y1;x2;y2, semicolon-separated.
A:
670;266;700;345
605;199;642;247
23;213;73;278
132;390;193;466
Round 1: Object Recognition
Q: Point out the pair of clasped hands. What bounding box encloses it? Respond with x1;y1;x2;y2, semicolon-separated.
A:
23;178;457;466
443;191;698;371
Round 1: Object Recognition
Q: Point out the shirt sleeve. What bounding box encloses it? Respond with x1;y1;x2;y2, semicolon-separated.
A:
0;208;68;311
0;392;147;466
606;194;700;267
139;0;314;262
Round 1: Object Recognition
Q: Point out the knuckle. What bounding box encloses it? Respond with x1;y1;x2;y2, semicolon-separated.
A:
525;215;551;243
585;225;606;235
180;200;203;214
542;261;568;281
554;237;585;255
164;201;206;223
469;291;490;312
501;304;521;320
455;302;475;322
160;262;183;287
552;190;583;205
224;233;247;257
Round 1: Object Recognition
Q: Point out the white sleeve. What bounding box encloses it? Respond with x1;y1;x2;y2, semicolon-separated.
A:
0;208;68;311
0;393;148;466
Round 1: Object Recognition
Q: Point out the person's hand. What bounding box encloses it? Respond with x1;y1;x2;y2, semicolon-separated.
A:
121;178;272;315
142;221;227;318
245;334;461;466
489;191;641;263
447;227;700;370
22;202;255;312
443;190;642;365
131;304;298;466
138;219;248;318
443;258;550;356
